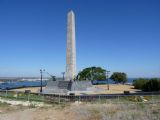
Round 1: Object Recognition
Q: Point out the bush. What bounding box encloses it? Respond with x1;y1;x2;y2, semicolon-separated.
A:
132;78;148;90
143;78;160;91
124;91;130;95
133;78;160;92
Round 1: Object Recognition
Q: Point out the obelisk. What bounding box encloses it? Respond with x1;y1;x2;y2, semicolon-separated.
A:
65;10;76;81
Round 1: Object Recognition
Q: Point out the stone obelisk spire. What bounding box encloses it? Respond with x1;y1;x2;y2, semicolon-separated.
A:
65;10;76;81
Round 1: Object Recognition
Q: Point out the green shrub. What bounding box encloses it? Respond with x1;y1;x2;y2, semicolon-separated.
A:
143;78;160;91
132;78;148;90
133;78;160;92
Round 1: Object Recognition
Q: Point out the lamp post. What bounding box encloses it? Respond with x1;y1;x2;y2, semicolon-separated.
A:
106;71;110;90
40;69;45;93
62;72;65;80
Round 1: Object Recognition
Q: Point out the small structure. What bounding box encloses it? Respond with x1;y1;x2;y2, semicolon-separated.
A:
43;80;72;94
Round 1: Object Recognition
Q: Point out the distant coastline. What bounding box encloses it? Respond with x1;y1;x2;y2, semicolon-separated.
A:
0;77;159;83
0;77;49;82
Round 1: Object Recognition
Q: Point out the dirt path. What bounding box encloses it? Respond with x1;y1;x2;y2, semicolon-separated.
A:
0;106;72;120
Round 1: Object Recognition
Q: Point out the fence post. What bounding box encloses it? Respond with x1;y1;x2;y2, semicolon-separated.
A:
28;93;30;101
151;94;153;103
16;91;18;99
118;95;119;103
58;95;60;104
105;96;107;103
5;90;7;98
79;95;80;103
42;94;44;102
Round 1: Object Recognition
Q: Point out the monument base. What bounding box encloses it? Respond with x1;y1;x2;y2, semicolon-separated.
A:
43;80;101;95
43;80;72;95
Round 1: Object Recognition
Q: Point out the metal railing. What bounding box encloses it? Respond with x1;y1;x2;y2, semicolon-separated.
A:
0;90;160;104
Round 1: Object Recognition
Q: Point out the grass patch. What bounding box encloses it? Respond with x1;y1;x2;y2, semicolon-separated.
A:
0;92;44;102
0;101;10;107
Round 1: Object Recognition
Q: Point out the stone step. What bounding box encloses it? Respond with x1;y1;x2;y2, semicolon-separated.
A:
58;81;72;90
45;80;72;91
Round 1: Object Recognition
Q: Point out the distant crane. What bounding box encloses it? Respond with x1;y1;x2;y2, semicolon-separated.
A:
45;71;56;81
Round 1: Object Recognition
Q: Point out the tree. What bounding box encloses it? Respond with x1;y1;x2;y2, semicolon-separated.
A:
110;72;127;84
133;78;160;92
143;78;160;91
76;66;107;81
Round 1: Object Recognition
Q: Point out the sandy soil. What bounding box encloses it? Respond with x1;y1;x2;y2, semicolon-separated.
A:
10;87;46;93
95;84;140;94
10;84;140;94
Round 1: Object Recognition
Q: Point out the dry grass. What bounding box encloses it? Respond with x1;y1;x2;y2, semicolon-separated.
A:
0;101;27;114
70;103;160;120
0;102;159;120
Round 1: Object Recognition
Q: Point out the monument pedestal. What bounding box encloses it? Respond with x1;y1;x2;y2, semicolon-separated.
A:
43;80;72;95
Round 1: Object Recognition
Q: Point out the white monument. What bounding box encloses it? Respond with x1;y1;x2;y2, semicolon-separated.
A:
43;10;94;95
65;10;76;81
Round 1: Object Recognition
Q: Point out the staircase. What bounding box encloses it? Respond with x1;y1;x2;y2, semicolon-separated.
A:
58;81;72;90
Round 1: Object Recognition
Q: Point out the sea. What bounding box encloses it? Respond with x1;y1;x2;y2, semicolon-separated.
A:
0;80;47;90
108;78;136;84
0;78;136;90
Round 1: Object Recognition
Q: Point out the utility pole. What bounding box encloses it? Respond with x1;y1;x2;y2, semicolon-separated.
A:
106;71;110;90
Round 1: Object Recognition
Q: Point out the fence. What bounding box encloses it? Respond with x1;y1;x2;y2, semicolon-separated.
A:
0;90;160;104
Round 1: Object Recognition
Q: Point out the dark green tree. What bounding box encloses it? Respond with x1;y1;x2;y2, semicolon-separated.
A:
133;78;160;92
143;78;160;91
133;78;148;89
76;66;107;81
110;72;127;84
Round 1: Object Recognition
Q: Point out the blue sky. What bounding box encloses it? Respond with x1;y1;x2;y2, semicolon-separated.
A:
0;0;160;78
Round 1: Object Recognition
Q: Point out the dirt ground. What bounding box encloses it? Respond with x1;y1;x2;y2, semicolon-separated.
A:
10;84;140;94
0;104;72;120
95;84;140;94
0;102;159;120
10;87;45;93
